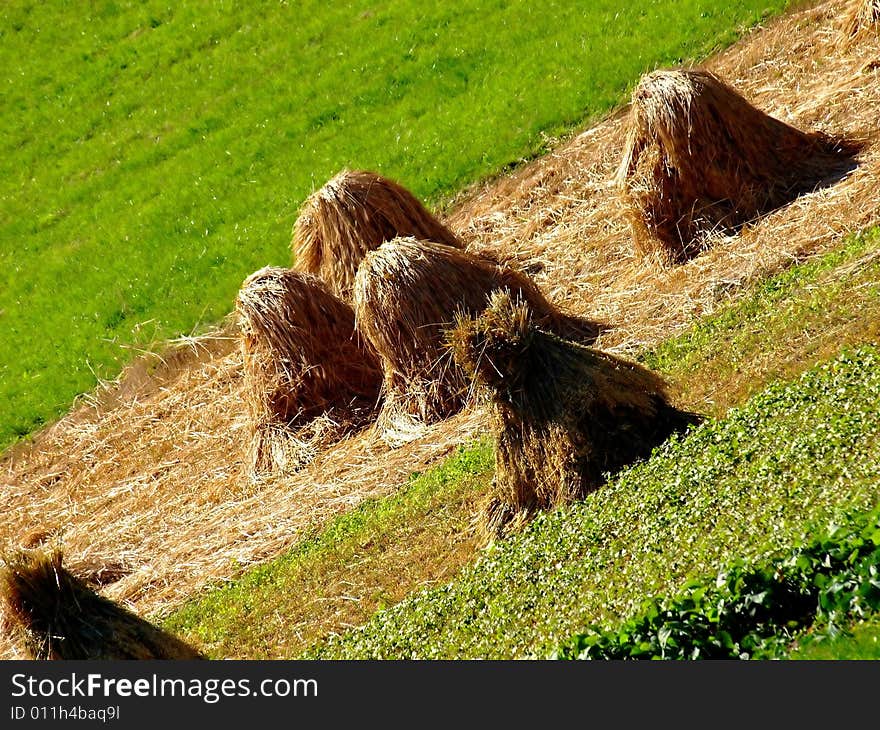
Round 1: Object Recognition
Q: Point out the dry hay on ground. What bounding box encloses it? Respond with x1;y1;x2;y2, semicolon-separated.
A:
353;236;599;445
451;292;699;537
292;169;462;300
451;0;880;355
1;551;203;660
0;327;486;660
840;0;880;45
236;267;381;475
616;68;861;263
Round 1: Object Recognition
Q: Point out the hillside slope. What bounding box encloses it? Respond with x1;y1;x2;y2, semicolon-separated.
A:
160;227;880;659
1;0;878;659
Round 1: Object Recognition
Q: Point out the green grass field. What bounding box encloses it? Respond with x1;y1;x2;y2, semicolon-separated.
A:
0;0;790;450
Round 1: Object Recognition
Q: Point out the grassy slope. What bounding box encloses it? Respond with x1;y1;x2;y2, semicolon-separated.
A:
0;0;789;450
553;500;880;659
165;226;880;659
645;228;880;416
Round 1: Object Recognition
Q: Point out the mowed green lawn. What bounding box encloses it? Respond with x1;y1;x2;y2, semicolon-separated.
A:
0;0;788;450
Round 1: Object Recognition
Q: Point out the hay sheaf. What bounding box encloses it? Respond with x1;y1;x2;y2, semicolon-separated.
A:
292;169;462;300
236;266;381;475
841;0;880;44
353;237;600;445
450;292;700;538
617;68;861;263
1;551;203;660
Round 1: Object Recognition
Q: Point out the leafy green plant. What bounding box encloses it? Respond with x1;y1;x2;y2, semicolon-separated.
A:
554;503;880;659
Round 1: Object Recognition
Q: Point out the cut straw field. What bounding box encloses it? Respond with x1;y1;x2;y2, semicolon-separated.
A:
1;0;879;659
451;0;880;355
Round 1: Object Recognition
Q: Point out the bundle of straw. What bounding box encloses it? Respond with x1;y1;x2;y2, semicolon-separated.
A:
450;291;700;537
841;0;880;44
1;551;204;660
236;266;381;474
292;169;462;300
617;68;860;263
353;237;599;444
